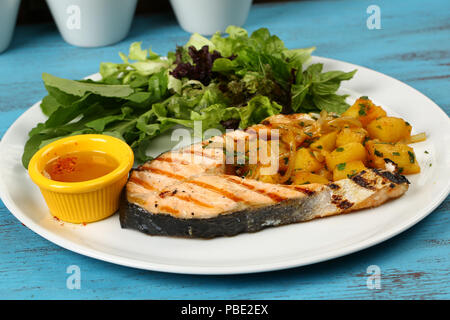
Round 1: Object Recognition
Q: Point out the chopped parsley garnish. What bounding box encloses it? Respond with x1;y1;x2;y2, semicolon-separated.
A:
347;170;358;178
424;150;429;154
363;136;370;145
358;104;367;116
398;167;404;174
374;149;383;157
316;145;323;149
336;163;346;171
283;157;289;165
360;96;369;100
305;132;313;137
336;147;344;152
392;152;401;156
408;151;415;163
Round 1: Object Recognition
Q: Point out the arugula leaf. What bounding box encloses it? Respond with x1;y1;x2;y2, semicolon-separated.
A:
40;95;62;117
42;73;134;98
312;93;350;114
291;83;310;111
291;63;356;113
86;107;133;131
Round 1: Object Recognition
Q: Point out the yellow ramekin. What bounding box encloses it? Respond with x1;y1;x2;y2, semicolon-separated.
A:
28;134;134;223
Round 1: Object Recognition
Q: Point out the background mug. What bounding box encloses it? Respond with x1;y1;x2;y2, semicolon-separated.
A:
0;0;21;53
169;0;253;35
45;0;138;47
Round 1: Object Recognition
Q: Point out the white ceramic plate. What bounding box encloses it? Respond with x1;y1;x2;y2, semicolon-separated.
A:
1;56;449;275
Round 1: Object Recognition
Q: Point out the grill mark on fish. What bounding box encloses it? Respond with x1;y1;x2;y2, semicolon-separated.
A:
130;177;213;210
156;156;190;165
144;167;186;181
142;167;246;203
291;185;316;196
127;195;147;206
351;174;376;190
337;200;354;210
225;176;287;202
331;195;342;202
188;180;248;203
159;205;179;215
174;194;214;208
331;195;354;210
159;189;213;208
129;176;156;191
131;173;213;208
328;183;340;190
373;168;410;185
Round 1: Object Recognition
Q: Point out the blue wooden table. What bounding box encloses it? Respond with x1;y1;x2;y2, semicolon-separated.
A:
0;0;449;299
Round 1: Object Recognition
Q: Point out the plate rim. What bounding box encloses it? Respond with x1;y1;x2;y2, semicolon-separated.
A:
1;56;449;275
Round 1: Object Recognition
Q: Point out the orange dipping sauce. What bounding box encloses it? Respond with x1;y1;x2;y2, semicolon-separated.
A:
43;151;119;182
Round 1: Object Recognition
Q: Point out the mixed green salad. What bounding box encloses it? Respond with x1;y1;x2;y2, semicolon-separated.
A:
22;26;356;168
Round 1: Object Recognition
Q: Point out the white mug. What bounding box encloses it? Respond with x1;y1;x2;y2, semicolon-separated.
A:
170;0;253;35
45;0;138;47
0;0;21;54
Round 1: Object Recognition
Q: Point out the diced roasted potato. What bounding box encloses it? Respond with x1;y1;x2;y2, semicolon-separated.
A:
336;127;368;147
315;167;333;180
310;131;337;152
366;116;412;143
294;147;323;172
332;160;367;181
292;170;329;185
342;97;387;127
325;142;367;170
365;140;420;174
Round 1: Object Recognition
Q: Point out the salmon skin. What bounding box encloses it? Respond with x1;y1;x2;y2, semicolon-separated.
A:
119;126;410;238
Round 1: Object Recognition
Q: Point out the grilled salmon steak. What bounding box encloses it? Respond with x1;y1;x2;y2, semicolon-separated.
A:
120;113;410;238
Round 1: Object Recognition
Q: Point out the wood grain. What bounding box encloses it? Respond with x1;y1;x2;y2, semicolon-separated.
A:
0;0;448;299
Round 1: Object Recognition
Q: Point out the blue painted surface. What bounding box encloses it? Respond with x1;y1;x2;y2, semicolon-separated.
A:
0;0;449;299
